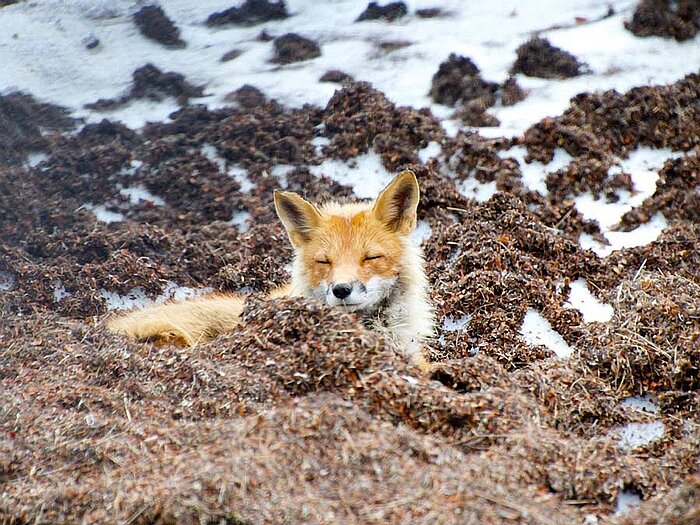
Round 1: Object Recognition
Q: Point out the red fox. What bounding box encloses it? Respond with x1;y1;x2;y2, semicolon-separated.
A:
108;170;434;367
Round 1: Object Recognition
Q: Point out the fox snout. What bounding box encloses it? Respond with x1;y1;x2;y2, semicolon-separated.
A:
331;283;354;299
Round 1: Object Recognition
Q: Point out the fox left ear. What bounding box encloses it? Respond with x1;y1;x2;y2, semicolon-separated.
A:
372;170;420;233
274;190;322;247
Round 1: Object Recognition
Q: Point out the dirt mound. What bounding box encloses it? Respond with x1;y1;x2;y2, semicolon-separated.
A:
429;54;498;107
319;69;353;83
618;153;700;229
85;64;204;110
271;33;321;64
521;72;700;162
322;81;444;170
133;5;185;48
511;37;586;79
625;0;700;41
0;92;75;164
206;0;289;27
356;1;407;22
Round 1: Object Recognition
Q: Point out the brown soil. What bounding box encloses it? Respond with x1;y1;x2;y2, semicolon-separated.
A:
0;92;76;164
2;66;699;524
271;33;321;64
356;1;407;22
85;64;205;110
511;37;586;79
429;54;498;107
625;0;700;41
319;69;354;83
206;0;289;27
133;5;186;48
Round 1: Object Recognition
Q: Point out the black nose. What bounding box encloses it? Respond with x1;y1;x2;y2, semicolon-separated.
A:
332;283;352;299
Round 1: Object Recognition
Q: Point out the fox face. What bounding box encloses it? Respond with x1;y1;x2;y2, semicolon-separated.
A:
274;171;420;314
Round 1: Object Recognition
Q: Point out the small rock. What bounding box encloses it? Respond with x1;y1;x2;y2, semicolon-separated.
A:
225;85;267;108
83;35;100;50
319;70;354;84
500;76;527;106
356;1;407;22
429;54;498;107
416;7;443;18
510;37;585;79
206;0;289;27
271;33;321;65
133;5;186;48
221;49;243;62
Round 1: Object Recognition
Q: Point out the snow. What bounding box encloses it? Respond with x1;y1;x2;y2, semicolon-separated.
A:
579;213;668;258
612;421;665;450
411;220;432;245
564;278;614;323
441;315;471;332
0;271;16;291
119;185;165;206
455;175;497;203
616;489;642;515
53;280;70;302
520;308;574;358
80;203;125;224
498;146;573;195
310;152;394;199
228;209;252;232
619;395;659;414
101;281;210;311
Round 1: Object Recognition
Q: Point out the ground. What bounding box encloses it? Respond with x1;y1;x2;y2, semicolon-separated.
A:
1;1;699;524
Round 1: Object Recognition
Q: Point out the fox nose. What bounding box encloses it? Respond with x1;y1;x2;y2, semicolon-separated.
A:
332;283;352;299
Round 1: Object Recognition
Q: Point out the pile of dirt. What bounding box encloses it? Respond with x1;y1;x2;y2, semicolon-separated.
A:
133;5;185;48
321;81;444;170
617;153;700;229
0;92;76;164
511;37;586;79
85;64;205;110
271;33;321;64
625;0;700;41
521;72;700;163
356;1;407;22
319;69;354;83
206;0;289;27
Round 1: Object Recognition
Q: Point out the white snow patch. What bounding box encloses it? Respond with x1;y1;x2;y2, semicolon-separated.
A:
411;220;432;245
119;185;165;206
309;152;394;199
81;203;124;224
53;280;70;302
228;210;251;233
311;136;330;156
456;175;497;203
228;166;256;194
201;143;227;172
101;281;210;311
579;213;668;258
616;489;642;515
418;141;442;164
270;164;296;189
441;315;471;332
613;421;665;451
0;271;16;291
26;152;49;168
520;308;573;358
499;146;573;195
564;278;613;323
619;395;659;414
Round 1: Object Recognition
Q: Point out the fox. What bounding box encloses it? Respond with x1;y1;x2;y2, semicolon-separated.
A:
108;170;434;368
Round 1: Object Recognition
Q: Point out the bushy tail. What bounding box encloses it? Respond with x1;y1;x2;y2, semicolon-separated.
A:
107;293;244;346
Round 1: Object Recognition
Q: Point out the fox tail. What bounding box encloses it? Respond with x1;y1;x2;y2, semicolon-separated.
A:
107;293;244;346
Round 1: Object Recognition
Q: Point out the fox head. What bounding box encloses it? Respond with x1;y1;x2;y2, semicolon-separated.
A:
274;170;420;313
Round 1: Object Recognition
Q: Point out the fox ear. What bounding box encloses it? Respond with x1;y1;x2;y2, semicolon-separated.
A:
274;190;322;247
372;170;420;233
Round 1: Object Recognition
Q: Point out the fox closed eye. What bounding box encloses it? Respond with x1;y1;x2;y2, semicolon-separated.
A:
364;255;384;261
315;259;331;265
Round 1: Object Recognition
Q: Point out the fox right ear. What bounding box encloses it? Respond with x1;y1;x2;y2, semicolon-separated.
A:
274;190;322;247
